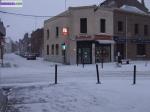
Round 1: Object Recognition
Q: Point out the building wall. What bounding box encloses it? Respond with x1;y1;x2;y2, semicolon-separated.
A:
44;5;150;64
31;28;44;56
114;10;150;38
70;7;114;37
69;7;114;64
44;6;114;64
114;10;150;60
44;16;70;63
146;44;150;58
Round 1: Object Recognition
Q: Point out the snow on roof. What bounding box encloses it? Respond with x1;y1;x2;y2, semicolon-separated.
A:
120;5;146;14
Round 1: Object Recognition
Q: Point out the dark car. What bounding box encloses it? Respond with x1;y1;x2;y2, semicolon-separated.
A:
26;54;36;60
33;53;40;57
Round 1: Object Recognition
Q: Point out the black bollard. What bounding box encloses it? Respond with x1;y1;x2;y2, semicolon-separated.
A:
55;64;57;84
82;59;85;68
133;65;136;85
101;58;104;69
96;64;101;84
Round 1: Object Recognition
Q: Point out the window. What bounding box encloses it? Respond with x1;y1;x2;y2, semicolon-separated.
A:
118;21;123;32
136;44;146;55
46;45;49;55
51;44;54;55
47;29;49;39
144;25;148;36
100;19;106;33
56;44;59;55
56;27;59;37
80;18;87;33
134;24;139;35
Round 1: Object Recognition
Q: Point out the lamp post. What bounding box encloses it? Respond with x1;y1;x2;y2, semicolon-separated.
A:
65;0;67;10
62;43;66;64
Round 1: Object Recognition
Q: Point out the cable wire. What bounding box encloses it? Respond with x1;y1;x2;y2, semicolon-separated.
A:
0;10;67;18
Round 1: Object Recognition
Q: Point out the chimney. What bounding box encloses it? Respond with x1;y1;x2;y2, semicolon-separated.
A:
141;0;145;6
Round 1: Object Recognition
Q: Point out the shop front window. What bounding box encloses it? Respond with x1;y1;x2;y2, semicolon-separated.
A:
137;44;146;55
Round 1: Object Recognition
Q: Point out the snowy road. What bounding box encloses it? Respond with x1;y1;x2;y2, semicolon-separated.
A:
0;53;150;85
1;54;150;112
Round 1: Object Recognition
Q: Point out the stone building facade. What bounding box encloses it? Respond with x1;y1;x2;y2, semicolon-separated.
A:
44;0;150;64
30;28;44;56
44;6;115;64
114;9;150;60
19;33;30;55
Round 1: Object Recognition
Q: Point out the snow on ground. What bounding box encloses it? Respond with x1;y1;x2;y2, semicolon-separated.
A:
1;53;150;85
0;53;150;112
6;81;150;112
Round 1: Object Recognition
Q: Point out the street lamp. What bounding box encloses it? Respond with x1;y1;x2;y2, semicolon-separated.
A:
61;43;66;64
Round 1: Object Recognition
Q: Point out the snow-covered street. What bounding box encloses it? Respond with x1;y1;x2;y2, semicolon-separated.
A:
1;54;150;112
1;53;150;85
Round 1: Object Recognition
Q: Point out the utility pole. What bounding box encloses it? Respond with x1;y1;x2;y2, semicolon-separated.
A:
125;16;128;59
65;0;67;10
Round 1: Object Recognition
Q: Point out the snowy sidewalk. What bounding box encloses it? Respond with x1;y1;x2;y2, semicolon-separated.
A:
6;80;150;112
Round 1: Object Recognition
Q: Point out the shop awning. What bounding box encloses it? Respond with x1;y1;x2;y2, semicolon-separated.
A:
96;40;115;44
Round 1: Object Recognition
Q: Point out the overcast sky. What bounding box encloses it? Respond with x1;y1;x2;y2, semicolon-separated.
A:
0;0;150;41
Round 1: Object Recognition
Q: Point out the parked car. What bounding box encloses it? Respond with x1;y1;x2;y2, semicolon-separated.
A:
34;53;40;57
24;53;29;58
26;54;36;60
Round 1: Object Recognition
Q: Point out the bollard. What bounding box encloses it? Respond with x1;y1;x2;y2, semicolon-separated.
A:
96;64;101;84
133;65;136;85
82;59;85;68
101;58;104;69
55;64;57;84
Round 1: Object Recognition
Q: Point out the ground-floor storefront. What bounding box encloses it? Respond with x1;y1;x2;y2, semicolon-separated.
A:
44;36;150;64
114;36;150;60
76;40;114;64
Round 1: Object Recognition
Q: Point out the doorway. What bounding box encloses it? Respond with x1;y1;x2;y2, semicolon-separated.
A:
77;41;92;64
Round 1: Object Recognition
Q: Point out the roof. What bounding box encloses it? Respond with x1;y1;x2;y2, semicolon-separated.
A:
114;7;150;17
100;0;149;12
120;5;146;14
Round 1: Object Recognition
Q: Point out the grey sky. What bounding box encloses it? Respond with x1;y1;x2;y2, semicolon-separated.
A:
0;0;150;41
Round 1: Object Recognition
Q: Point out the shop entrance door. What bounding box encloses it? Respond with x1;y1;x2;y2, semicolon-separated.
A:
95;45;111;63
116;44;125;59
77;47;92;64
77;41;92;64
82;48;91;64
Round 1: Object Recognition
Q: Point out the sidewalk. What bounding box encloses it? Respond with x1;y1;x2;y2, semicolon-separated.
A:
0;89;8;112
